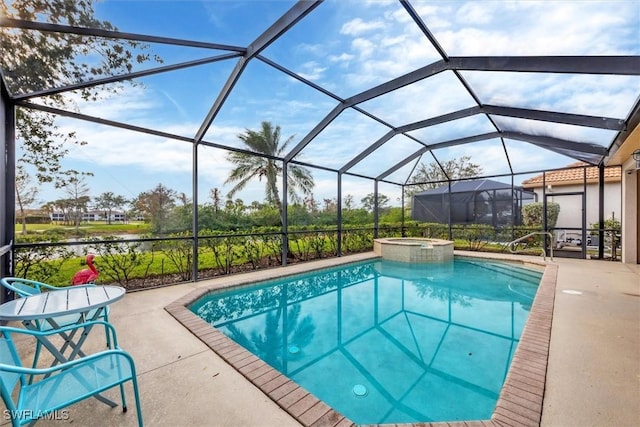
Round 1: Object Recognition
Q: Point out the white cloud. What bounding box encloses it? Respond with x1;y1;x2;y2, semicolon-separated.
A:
430;0;639;55
351;37;376;58
461;71;640;118
55;86;158;121
50;111;252;200
358;70;478;125
328;52;355;63
62;125;192;173
493;116;616;147
295;42;327;55
296;61;328;81
380;35;406;48
340;18;386;36
455;2;493;25
408;3;452;30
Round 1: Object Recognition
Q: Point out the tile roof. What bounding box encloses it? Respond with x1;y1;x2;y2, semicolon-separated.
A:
521;162;621;187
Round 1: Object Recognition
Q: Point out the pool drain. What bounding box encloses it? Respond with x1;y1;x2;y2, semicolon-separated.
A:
288;345;300;354
353;384;368;397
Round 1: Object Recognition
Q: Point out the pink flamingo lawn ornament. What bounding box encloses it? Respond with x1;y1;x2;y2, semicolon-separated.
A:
71;254;99;285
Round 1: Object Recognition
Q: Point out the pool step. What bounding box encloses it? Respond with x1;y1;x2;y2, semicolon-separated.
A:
463;260;542;284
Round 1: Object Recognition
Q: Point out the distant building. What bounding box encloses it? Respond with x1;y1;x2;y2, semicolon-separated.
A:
50;212;65;222
50;210;129;222
82;211;102;221
15;208;50;224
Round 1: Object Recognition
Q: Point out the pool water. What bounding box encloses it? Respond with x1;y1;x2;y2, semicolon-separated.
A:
190;258;541;424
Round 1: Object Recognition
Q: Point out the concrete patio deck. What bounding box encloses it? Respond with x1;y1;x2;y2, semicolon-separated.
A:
1;252;638;427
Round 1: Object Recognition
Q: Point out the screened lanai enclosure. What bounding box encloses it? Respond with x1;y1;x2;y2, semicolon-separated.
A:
412;179;536;227
1;0;639;293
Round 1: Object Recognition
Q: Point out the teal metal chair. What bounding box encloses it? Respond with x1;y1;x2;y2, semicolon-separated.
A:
0;322;143;426
0;277;68;297
0;278;113;371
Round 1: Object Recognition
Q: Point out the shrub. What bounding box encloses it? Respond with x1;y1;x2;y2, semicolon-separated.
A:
199;230;243;275
156;232;193;281
461;224;494;251
13;234;74;283
522;202;560;228
83;236;155;286
588;217;621;233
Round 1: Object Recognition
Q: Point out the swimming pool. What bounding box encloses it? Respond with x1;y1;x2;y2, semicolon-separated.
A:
189;257;542;424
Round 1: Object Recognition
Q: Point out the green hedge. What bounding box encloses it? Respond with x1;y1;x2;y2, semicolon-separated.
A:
13;222;548;289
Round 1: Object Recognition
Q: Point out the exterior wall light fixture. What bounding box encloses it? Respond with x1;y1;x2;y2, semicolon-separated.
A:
632;149;640;171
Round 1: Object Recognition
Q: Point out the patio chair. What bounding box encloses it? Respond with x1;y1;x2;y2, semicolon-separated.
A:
0;278;113;370
0;322;143;426
0;276;100;298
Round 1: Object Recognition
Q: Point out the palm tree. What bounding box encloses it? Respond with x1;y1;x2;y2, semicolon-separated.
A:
225;121;314;226
225;303;316;372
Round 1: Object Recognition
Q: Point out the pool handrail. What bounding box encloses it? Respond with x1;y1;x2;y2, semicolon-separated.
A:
508;232;554;261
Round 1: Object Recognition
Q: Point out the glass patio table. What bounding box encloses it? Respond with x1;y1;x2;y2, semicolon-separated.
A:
0;285;125;364
0;285;126;407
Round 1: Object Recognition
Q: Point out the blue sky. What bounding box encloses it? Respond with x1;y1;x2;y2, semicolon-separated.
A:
15;0;640;208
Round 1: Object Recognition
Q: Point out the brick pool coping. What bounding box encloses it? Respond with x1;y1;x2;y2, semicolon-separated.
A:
165;253;557;427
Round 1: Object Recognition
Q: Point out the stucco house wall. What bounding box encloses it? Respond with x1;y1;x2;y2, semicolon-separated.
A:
607;123;640;264
620;157;639;263
528;182;621;229
521;162;622;233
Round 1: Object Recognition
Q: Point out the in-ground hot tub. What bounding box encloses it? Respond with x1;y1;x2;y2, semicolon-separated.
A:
374;237;454;262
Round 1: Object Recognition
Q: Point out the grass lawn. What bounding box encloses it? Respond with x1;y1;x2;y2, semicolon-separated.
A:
15;221;151;235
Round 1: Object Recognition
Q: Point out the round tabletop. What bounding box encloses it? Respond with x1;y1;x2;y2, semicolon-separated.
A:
0;285;125;321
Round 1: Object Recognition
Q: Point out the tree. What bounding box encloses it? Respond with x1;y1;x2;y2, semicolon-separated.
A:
224;198;246;217
303;196;318;213
94;192;128;224
343;194;355;210
40;201;56;223
286;204;312;226
134;184;176;234
178;192;190;206
322;198;337;212
249;200;263;211
51;198;73;226
15;165;39;235
361;193;390;213
342;208;371;225
225;121;314;226
62;172;91;232
209;188;223;212
409;155;483;194
1;0;161;186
